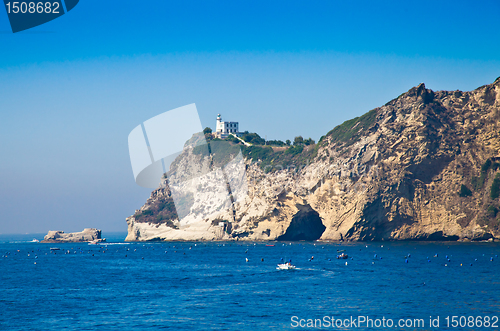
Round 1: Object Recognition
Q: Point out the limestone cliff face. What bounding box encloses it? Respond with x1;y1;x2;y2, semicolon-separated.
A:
41;228;103;243
126;78;500;241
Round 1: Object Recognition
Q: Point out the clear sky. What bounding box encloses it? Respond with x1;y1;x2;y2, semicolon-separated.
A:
1;0;499;234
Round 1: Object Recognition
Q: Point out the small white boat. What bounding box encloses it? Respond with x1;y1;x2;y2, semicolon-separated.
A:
30;238;39;243
88;238;106;245
276;263;296;270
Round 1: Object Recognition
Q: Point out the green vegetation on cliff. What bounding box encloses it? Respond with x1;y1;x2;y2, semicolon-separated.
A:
134;197;179;228
487;205;498;218
472;159;500;190
241;132;265;145
491;173;500;200
459;184;472;197
326;108;378;145
192;132;318;173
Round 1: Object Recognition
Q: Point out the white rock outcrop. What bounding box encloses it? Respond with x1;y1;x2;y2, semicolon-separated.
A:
41;228;103;243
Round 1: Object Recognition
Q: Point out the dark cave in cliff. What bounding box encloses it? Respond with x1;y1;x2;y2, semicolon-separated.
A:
277;204;326;241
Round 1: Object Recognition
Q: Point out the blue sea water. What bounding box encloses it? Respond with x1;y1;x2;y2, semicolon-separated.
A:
0;233;499;330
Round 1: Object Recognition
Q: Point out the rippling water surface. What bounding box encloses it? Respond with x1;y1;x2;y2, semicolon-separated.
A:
1;233;499;330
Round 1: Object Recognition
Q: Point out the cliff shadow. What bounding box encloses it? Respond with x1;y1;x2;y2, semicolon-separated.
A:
277;204;326;241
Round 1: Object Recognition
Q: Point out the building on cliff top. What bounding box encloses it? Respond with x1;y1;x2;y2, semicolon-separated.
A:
215;114;241;139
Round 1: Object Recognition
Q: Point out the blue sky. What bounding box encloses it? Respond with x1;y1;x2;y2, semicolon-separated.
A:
1;0;499;234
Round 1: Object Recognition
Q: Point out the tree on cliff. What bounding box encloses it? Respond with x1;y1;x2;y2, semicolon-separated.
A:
304;138;315;145
293;136;303;145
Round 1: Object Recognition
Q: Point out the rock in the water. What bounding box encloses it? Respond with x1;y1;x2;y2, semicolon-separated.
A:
41;228;103;243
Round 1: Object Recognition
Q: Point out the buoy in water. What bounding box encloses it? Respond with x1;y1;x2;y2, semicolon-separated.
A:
246;258;249;262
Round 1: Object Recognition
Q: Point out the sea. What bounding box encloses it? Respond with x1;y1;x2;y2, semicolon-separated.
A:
0;233;499;330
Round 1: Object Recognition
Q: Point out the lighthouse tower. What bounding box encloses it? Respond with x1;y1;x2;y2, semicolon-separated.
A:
216;114;223;134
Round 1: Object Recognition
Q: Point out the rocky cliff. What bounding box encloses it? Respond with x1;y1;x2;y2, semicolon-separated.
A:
41;228;103;243
126;77;500;241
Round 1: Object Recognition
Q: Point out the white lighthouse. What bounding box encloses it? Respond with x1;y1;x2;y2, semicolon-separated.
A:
215;114;241;139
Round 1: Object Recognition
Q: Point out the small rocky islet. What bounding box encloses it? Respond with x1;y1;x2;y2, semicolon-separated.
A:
40;228;105;243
